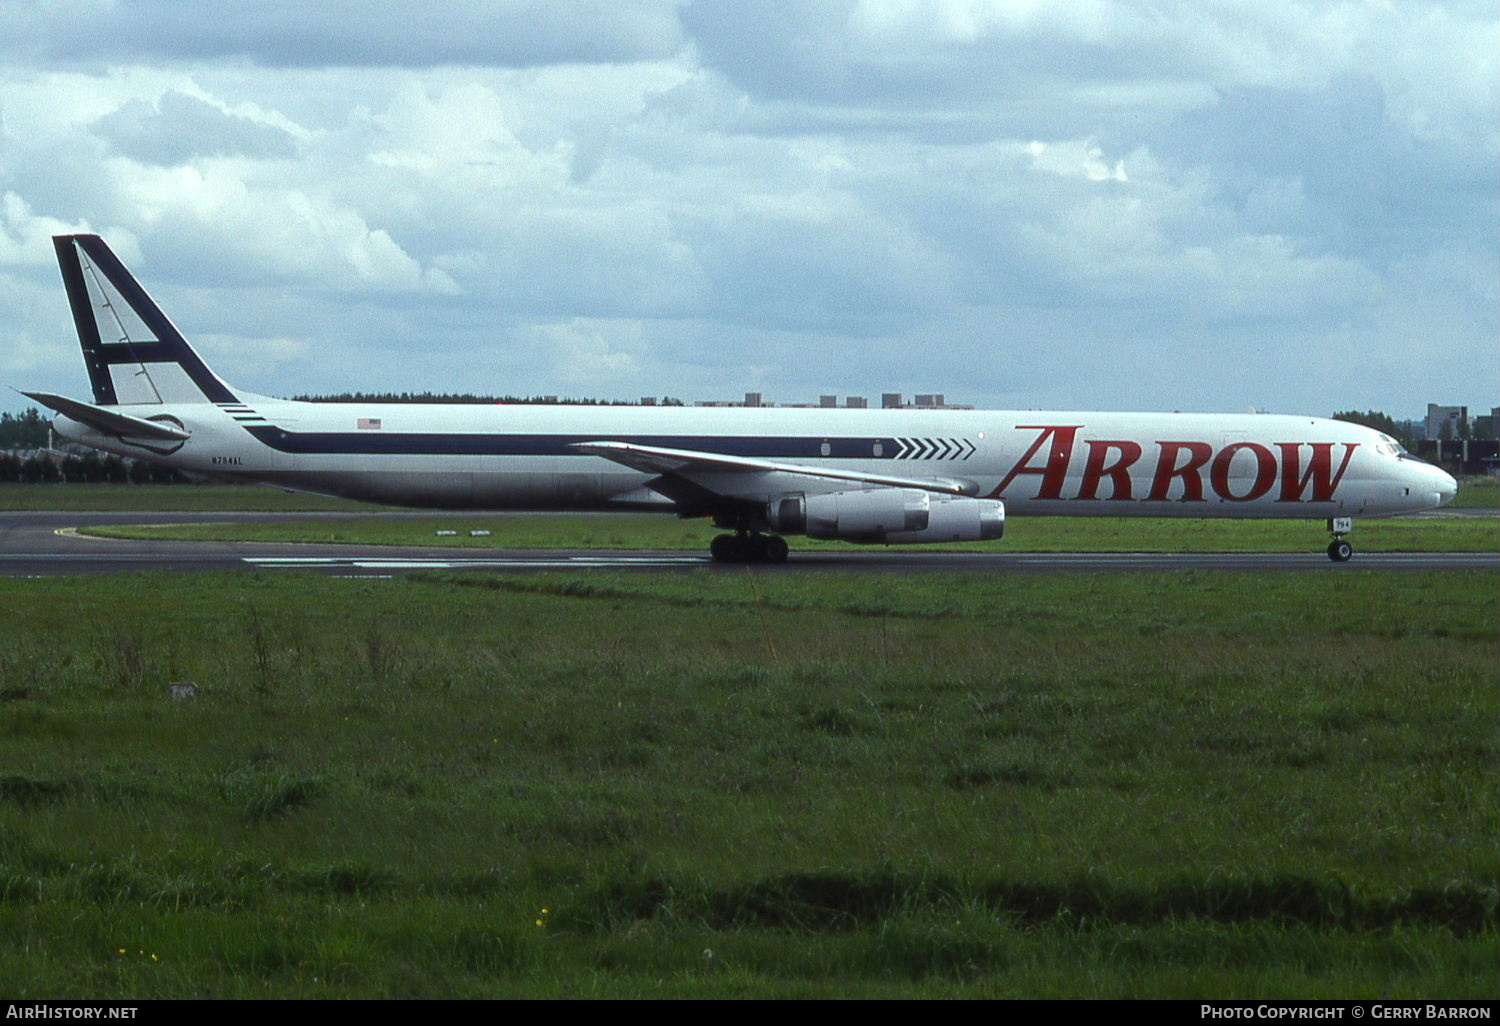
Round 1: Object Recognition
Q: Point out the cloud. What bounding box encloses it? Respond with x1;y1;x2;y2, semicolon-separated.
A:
93;90;301;164
1;0;684;68
0;192;92;265
680;0;1336;111
116;166;461;294
0;3;1494;418
672;186;955;333
1161;74;1496;261
529;319;644;391
1026;139;1127;182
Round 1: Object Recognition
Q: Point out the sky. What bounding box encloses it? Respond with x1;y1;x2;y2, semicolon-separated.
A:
0;0;1495;418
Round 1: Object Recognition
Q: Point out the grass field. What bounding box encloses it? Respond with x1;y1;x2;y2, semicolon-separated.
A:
0;570;1494;998
0;483;384;512
81;510;1499;553
1451;474;1500;508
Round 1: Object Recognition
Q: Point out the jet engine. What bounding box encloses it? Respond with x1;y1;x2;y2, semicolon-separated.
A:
767;489;1005;543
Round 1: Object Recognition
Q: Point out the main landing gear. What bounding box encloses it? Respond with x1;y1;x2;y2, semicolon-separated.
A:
1326;516;1354;562
706;509;791;564
709;532;790;564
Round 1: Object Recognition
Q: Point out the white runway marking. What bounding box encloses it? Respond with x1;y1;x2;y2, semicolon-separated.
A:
242;555;708;570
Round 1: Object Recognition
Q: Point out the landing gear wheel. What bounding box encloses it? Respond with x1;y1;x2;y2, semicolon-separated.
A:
709;532;789;563
1325;517;1354;564
710;534;738;562
760;535;789;564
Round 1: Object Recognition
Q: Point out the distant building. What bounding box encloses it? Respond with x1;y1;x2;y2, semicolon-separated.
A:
692;389;969;410
1426;404;1468;440
1472;407;1500;441
893;394;972;411
1417;438;1500;476
694;392;769;408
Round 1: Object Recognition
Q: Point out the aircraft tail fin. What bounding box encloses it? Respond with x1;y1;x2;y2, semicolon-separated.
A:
53;234;238;406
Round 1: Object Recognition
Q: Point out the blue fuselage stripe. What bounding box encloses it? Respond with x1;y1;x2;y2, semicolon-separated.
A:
244;425;903;460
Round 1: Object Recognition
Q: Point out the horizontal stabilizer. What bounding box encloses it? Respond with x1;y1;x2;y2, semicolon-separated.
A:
21;390;190;442
573;440;977;496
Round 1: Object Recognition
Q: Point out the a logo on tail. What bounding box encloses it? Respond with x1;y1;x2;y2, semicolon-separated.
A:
53;234;237;406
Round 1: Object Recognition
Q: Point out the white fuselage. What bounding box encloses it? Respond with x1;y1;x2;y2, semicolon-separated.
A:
56;396;1458;519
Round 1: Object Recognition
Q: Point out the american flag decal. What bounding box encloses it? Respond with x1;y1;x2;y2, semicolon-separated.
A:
357;418;382;430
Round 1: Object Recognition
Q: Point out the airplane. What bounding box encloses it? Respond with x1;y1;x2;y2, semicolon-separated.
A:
24;233;1457;563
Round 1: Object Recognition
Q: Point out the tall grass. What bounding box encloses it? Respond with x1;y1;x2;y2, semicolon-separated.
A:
0;570;1493;997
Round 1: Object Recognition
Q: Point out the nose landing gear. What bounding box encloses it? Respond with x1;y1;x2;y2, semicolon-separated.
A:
1326;517;1354;562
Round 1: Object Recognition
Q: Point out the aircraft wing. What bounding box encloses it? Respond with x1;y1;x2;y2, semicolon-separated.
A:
572;440;978;496
20;391;190;442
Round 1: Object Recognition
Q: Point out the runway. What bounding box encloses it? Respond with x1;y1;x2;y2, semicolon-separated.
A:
0;510;1495;577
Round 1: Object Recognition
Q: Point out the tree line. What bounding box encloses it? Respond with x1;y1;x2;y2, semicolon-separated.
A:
0;409;49;450
1;409;192;483
0;451;190;485
1331;410;1413;445
1332;410;1490;444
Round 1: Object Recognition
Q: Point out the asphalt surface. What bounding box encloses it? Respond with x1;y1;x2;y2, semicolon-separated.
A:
0;510;1495;577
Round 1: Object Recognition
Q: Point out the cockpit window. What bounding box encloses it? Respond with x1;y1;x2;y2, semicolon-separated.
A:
1374;432;1427;463
1375;433;1409;458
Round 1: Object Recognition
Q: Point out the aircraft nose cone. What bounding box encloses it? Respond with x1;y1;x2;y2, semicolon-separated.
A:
1434;468;1458;507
